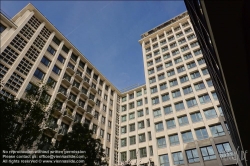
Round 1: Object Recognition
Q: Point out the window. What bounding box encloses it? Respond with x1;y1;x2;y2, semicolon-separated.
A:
172;90;181;98
129;102;134;109
146;53;152;59
183;86;193;95
155;122;164;132
168;36;175;42
159;154;170;166
34;68;45;80
146;119;150;127
190;71;201;79
194;82;206;91
148;132;152;141
198;58;205;65
190;112;203;123
137;90;142;97
79;61;85;69
195;128;209;140
71;53;78;61
169;79;178;87
169;134;179;146
162;93;169;102
92;124;97;134
172;152;184;165
153;109;161;118
212;92;218;100
157;137;166;148
163;53;170;59
160;83;167;90
62;45;69;53
182;131;194;143
186;98;197;108
155;57;161;63
130;136;136;145
157;65;163;71
186;149;200;163
164;105;173;115
122;96;126;102
52;36;60;45
86;67;92;76
100;129;104;138
121;152;127;161
174;57;182;64
151;86;157;94
137;110;144;117
200;146;216;161
194;49;202;56
47;77;56;88
218;106;223;116
0;23;7;33
149;77;156;84
154;50;160;56
130;150;137;159
178;38;186;45
41;56;51;67
207;79;213;87
184;52;193;60
148;68;155;75
202;68;209;75
145;97;148;104
172;49;180;56
106;147;110;157
121;138;127;147
178;115;189;126
199;94;211;104
138;121;145;129
165;61;173;68
158;73;165;80
191;41;199;48
101;116;105;124
177;65;185;73
152;97;159;105
170;42;177;48
160;40;167;45
175;101;185;111
137;100;143;106
167;69;175;77
129;93;134;99
52;65;61;75
47;45;56;55
139;147;147;158
216;142;233;158
121;115;127;122
166;119;176;129
180;75;189;83
210;124;225;137
174;26;181;31
121;126;126;134
129;123;135;132
139;133;146;142
187;61;196;69
129;112;135;120
108;121;111;128
187;34;196;40
176;32;184;38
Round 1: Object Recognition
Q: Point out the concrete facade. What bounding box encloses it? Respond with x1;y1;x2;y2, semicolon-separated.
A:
0;3;240;166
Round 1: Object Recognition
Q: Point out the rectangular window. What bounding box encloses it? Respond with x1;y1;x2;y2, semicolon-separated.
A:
121;115;127;122
200;146;216;161
137;100;143;106
165;61;173;68
184;52;193;60
139;147;147;158
157;137;166;148
153;109;161;118
172;152;184;165
149;77;156;84
177;65;185;73
129;123;135;132
195;128;209;140
138;121;145;129
210;124;225;137
137;110;144;117
155;122;164;132
121;126;126;134
162;93;169;102
190;71;201;79
204;108;217;119
52;65;61;75
166;119;176;129
172;90;181;98
121;138;127;147
187;61;196;69
129;112;135;120
167;69;175;77
169;134;180;146
216;142;233;158
139;133;146;143
129;102;134;109
34;68;45;80
190;112;203;123
207;79;213;87
182;131;194;143
180;75;189;83
120;152;127;161
186;149;200;163
183;86;193;95
199;94;211;104
175;101;185;111
169;79;178;87
41;56;51;67
160;83;167;91
130;136;136;145
186;98;197;108
152;97;159;105
0;23;7;33
178;115;189;126
159;154;170;166
47;77;56;88
130;150;137;159
164;105;173;114
148;132;152;141
47;45;56;55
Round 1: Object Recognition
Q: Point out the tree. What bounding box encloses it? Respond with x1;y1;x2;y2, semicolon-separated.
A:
56;123;107;166
0;82;52;151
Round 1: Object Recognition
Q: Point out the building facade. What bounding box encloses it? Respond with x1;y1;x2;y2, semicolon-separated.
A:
0;3;241;166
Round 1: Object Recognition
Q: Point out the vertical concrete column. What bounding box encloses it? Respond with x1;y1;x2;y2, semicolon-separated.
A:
0;10;34;51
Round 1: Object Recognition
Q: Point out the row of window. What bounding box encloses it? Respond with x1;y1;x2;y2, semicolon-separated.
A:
122;89;147;102
121;142;232;164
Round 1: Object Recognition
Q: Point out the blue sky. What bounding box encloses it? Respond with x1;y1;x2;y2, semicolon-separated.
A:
1;1;186;90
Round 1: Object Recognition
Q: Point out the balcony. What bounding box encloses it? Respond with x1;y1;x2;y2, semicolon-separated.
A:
44;122;58;135
71;82;80;93
67;94;77;107
74;115;82;123
88;95;95;106
66;65;75;75
80;88;88;99
85;107;94;119
62;74;71;87
62;108;74;122
83;77;90;87
77;101;85;113
58;127;69;136
57;87;67;100
52;104;63;116
75;70;83;81
90;84;97;93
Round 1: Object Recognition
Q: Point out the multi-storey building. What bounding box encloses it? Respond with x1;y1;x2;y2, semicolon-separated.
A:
0;3;242;166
